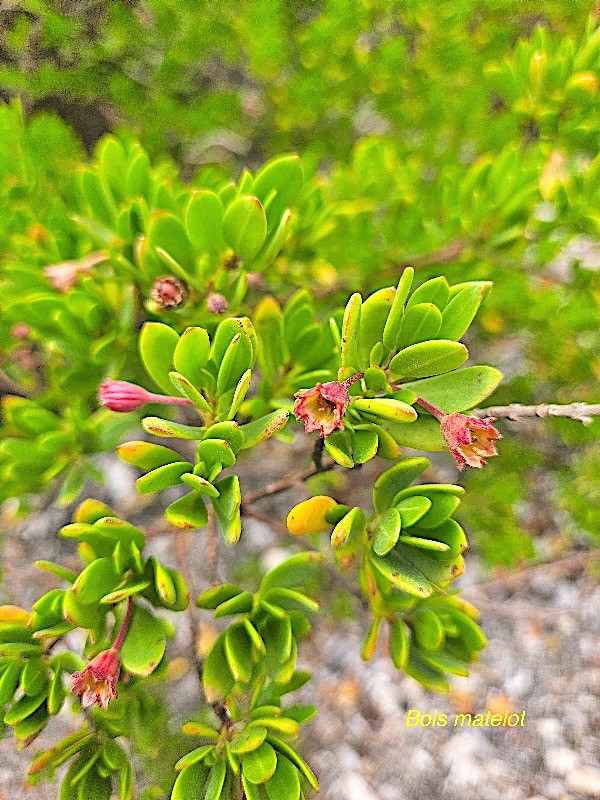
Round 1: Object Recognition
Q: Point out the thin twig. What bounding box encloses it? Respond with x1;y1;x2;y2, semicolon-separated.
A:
473;402;600;426
465;550;597;594
385;239;466;275
241;460;335;507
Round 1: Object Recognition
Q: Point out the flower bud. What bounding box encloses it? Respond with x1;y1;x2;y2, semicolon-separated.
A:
207;292;228;314
99;379;193;412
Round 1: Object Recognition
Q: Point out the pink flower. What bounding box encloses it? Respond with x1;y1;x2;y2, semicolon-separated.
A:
151;276;188;308
99;379;193;412
44;253;107;293
440;413;502;470
294;381;351;437
71;649;120;711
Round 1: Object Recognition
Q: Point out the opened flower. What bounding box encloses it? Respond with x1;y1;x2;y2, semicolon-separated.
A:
415;396;501;470
294;373;363;437
440;413;501;470
71;649;120;710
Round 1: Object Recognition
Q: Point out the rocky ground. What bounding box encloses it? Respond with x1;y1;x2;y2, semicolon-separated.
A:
1;445;599;800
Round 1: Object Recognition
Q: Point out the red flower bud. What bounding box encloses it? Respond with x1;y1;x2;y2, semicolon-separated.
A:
71;649;120;711
99;379;193;412
440;413;501;470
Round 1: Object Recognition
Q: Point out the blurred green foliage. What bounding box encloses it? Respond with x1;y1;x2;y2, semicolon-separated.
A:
0;3;599;560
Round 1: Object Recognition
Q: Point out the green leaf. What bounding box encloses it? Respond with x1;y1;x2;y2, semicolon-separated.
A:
136;461;193;494
370;549;433;598
331;507;366;550
382;268;415;349
361;617;381;661
170;371;212;413
341;293;362;371
224;625;253;684
413;609;444;650
373;458;430;513
262;588;319;615
228;369;252;420
20;657;48;697
213;592;254;619
100;578;151;604
260;552;322;594
203;632;235;703
350;429;379;464
204;759;227;800
120;606;166;676
174;327;211;388
4;687;48;725
392;484;464;528
72;558;120;605
267;736;319;792
165;491;208;529
242;742;277;784
389;619;409;670
421;648;469;677
0;661;22;706
80;169;116;228
373;508;402;556
397;303;442;348
185;190;225;253
230;726;267;755
175;745;215;772
265;754;301;800
358;287;395;368
148;212;196;274
383;416;446;451
171;760;210;800
403;366;503;413
223;196;268;260
438;285;486;340
389;340;468;380
254;297;285;381
181;473;220;498
142;417;206;440
253;154;304;228
324;430;354;468
62;588;104;630
204;422;245;453
406;277;450;311
196;584;243;609
211;475;241;544
240;410;289;449
351;398;417;424
395;496;433;527
139;322;180;394
117;441;185;471
405;648;449;692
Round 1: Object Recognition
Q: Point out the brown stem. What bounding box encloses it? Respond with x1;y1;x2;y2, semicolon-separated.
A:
206;508;220;587
385;239;466;275
112;597;134;652
472;402;600;426
241;460;336;507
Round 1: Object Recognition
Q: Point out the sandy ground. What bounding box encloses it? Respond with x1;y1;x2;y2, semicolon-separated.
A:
1;445;599;799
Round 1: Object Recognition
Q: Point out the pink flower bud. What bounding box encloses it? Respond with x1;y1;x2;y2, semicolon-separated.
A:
71;649;120;711
439;413;502;470
207;293;229;314
294;378;359;438
99;379;193;412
